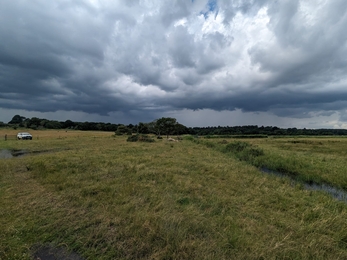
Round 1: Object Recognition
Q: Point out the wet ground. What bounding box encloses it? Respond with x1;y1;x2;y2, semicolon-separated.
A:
260;167;347;204
31;244;84;260
0;149;27;158
3;148;345;258
0;149;69;159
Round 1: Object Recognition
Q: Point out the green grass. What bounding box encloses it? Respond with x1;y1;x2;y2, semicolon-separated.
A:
193;136;347;189
2;130;347;259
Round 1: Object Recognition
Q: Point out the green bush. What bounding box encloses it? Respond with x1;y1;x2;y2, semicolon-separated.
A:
127;135;155;142
127;135;139;142
139;135;155;142
224;141;264;162
183;135;194;141
225;141;251;152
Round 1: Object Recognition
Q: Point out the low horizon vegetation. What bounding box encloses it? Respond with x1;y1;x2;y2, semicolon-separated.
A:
3;114;347;136
2;129;347;259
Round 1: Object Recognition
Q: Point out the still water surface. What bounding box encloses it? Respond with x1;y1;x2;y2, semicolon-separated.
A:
0;149;27;158
260;167;347;204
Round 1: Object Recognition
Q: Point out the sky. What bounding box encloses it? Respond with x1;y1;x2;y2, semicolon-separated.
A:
1;0;347;128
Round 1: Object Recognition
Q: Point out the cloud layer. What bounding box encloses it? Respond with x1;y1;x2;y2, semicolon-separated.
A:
1;0;347;127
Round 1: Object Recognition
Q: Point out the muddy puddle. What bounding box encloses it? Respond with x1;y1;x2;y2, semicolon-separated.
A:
260;167;347;203
0;149;27;158
31;244;84;260
0;149;68;159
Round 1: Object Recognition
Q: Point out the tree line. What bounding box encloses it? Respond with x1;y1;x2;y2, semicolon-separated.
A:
3;114;347;136
5;115;188;137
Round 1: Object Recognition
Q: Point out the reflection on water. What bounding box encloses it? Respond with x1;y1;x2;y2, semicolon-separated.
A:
305;183;347;203
0;149;27;159
260;167;347;204
0;148;69;159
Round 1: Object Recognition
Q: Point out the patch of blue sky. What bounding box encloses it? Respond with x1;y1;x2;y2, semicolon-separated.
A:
200;0;218;19
207;0;217;12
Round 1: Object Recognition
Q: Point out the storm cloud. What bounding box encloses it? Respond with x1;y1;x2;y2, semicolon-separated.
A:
1;0;347;127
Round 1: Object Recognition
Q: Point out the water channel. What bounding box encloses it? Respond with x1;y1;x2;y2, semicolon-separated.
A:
260;167;347;204
2;149;346;204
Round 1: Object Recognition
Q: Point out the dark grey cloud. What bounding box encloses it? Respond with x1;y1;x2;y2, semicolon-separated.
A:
1;0;347;127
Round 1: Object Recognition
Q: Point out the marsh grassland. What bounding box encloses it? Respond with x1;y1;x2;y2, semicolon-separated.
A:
2;130;347;259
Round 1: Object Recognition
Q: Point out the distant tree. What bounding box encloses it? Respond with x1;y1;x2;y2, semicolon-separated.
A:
29;124;37;130
27;117;41;129
62;120;74;129
39;119;49;127
156;117;178;139
137;122;149;134
23;118;30;128
45;121;62;129
115;125;131;135
103;123;118;131
9;115;26;124
77;122;97;130
147;120;161;136
174;123;188;135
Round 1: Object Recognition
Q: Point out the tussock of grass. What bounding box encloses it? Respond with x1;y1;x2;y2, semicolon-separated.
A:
224;141;264;162
2;130;347;259
127;134;155;142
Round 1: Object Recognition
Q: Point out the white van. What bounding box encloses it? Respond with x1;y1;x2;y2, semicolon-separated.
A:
17;132;33;140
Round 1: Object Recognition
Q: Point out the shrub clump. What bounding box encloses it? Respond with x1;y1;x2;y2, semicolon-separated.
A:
224;141;264;162
127;135;139;142
225;141;251;152
127;135;155;142
183;135;194;141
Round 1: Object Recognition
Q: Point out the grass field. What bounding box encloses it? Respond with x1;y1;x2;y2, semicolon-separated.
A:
197;136;347;189
2;129;347;259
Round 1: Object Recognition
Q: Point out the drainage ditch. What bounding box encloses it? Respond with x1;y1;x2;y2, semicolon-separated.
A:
260;167;347;204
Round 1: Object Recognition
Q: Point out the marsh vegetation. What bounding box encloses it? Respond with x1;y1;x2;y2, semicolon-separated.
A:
1;129;347;259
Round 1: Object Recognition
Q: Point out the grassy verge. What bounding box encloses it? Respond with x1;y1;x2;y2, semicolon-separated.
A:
193;136;347;189
1;131;347;259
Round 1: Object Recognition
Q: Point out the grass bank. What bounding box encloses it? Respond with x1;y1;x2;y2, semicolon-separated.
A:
191;136;347;190
1;130;347;259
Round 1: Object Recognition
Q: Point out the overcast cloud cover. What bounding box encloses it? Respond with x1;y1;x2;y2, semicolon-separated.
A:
1;0;347;128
